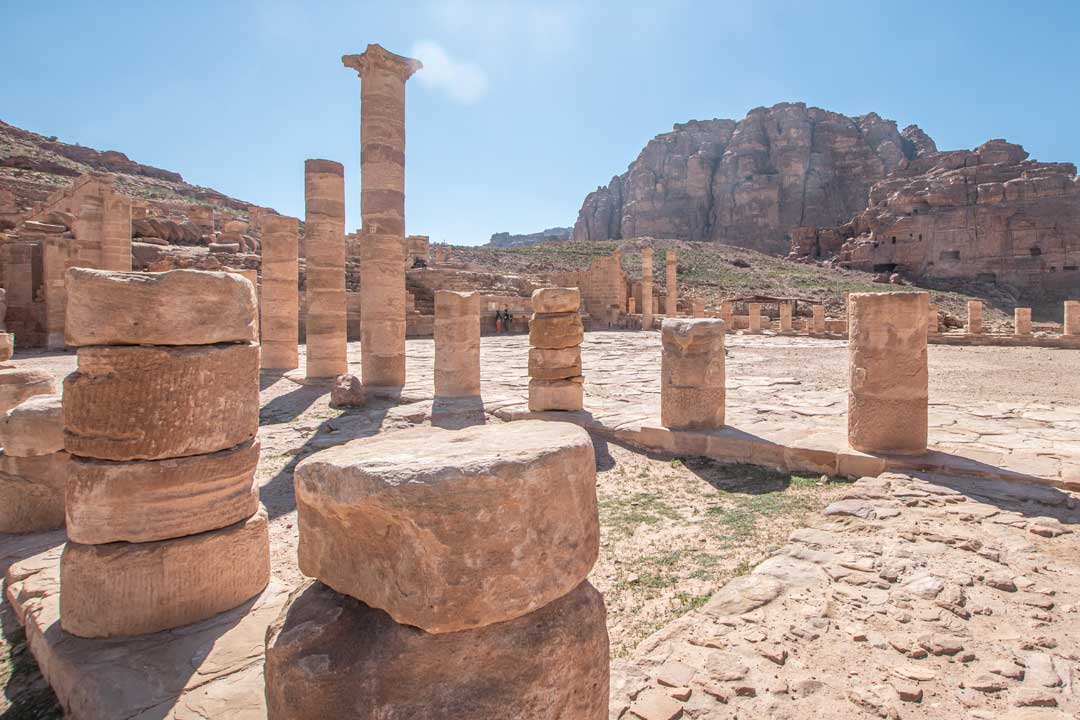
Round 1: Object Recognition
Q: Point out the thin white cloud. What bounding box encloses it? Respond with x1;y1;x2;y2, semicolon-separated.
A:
411;41;490;104
423;0;584;60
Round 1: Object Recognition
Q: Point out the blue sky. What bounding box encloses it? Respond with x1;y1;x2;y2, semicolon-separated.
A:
4;1;1078;245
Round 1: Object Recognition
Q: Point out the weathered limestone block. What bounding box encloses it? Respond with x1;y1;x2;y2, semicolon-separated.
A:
1;394;63;456
66;439;260;544
528;313;584;349
304;159;348;378
928;303;939;333
528;347;582;380
261;214;300;370
967;300;983;335
64;268;257;346
359;233;406;389
812;304;825;333
265;579;609;720
434;291;480;397
1015;307;1032;336
0;332;12;362
294;421;598;633
1066;300;1080;336
661;318;726;430
848;292;928;455
665;249;677;316
721;300;734;329
528;377;584;412
0;367;57;415
747;302;762;332
641;248;654;328
60;508;270;638
0;450;68;533
691;298;705;317
329;373;366;408
63;343;259;461
779;302;792;332
531;287;580;314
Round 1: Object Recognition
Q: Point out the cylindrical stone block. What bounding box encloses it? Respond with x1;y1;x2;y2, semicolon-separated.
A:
665;250;677;316
641;249;653;329
66;439;260;544
261;215;300;370
1015;307;1032;336
0;394;63;456
661;319;726;430
528;377;584;412
848;292;929;455
812;304;825;333
359;232;407;388
0;450;68;533
0;368;57;415
531;287;580;314
264;579;609;720
967;300;983;335
928;303;939;333
63;343;259;461
779;303;792;332
721;300;734;330
434;290;480;398
294;421;598;633
528;313;584;349
60;508;270;638
1065;301;1080;336
528;347;581;380
304;159;348;378
748;303;762;333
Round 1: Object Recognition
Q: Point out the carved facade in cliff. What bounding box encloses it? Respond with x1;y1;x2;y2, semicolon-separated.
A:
573;102;928;255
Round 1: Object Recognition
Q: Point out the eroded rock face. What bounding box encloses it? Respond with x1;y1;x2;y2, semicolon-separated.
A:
63;343;259;460
573;103;921;254
294;420;599;633
64;268;258;346
66;439;260;544
264;579;609;720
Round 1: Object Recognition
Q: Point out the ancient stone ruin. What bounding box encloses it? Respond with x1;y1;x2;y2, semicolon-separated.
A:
660;317;726;430
528;287;585;411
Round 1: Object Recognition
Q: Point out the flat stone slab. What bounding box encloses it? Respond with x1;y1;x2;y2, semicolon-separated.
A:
4;539;287;720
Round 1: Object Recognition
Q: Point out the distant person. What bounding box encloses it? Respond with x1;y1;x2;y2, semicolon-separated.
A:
502;307;512;333
495;308;502;333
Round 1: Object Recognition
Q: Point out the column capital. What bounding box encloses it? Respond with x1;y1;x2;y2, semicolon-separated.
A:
342;44;422;80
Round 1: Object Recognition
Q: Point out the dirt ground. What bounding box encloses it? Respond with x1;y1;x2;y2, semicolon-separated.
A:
2;333;1078;717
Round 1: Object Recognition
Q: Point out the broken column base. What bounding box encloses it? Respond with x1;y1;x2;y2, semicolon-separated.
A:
528;377;584;412
329;374;366;408
264;579;609;719
0;451;68;533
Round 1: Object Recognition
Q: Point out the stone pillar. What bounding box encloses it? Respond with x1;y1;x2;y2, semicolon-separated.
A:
779;303;792;333
343;44;421;390
966;300;983;335
721;300;733;330
641;249;653;330
812;304;825;334
1065;301;1080;336
101;192;132;271
628;297;636;314
433;245;447;265
665;250;677;317
661;318;725;430
260;215;300;370
60;268;267;637
0;392;66;533
1014;307;1032;336
927;303;939;334
528;288;584;412
43;235;73;349
691;298;705;318
847;292;928;455
747;303;762;333
304;159;348;379
74;191;104;268
434;290;480;398
266;420;608;718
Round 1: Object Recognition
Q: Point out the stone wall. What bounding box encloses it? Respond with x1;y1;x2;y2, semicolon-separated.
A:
550;251;628;320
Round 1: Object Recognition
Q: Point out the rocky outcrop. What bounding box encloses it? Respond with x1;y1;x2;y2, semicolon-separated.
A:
573;103;929;254
799;139;1080;301
487;226;571;248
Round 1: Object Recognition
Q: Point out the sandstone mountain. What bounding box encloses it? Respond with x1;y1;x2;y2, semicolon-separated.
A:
487;226;571;248
0;118;254;230
573;102;937;254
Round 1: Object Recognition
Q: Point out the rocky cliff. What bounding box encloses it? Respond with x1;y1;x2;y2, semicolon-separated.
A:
796;139;1080;302
573;102;934;254
487;226;572;248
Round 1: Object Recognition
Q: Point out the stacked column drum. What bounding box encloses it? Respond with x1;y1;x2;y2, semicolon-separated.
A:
527;287;585;411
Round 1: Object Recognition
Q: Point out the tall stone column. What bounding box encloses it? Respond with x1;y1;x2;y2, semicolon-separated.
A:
101;192;132;271
641;249;653;330
966;300;983;335
1015;307;1032;336
304;160;348;378
927;303;939;333
665;250;677;317
434;291;480;398
1065;301;1080;336
847;292;928;455
747;303;762;333
343;44;421;390
779;303;792;333
721;300;733;330
812;304;825;334
261;215;300;370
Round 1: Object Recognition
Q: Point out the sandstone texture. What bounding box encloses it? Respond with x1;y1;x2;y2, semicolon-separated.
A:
574;103;919;254
0;450;68;533
60;508;270;638
848;292;928;454
1066;300;1080;335
0;367;56;415
531;286;581;314
66;439;260;544
264;579;609;720
967;300;984;334
329;373;366;408
294;420;598;633
260;214;300;370
528;346;582;380
358;233;407;388
529;312;584;349
304;159;348;378
63;268;257;346
0;332;12;362
528;377;585;412
661;318;726;430
0;393;63;456
433;290;480;397
1015;307;1032;335
63;342;259;460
